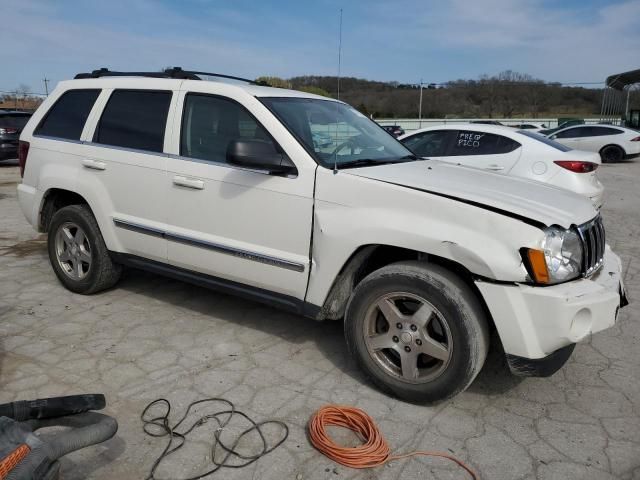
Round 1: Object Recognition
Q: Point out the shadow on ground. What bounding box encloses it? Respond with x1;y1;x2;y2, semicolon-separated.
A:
117;266;521;401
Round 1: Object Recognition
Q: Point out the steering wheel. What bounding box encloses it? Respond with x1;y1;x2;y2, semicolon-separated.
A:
331;137;358;157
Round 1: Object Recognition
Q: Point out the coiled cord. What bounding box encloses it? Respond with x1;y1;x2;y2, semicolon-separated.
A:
308;405;477;479
141;398;288;480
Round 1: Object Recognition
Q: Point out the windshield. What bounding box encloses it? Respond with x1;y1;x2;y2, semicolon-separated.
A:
517;130;572;152
260;97;414;168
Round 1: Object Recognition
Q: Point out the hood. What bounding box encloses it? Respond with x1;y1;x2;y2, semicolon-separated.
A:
345;160;597;229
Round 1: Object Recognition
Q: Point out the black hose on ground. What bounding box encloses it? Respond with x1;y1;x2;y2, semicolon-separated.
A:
0;394;106;421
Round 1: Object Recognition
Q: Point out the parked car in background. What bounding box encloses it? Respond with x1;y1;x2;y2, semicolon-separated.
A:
381;125;405;137
398;124;604;208
547;124;640;163
510;122;547;131
539;119;585;136
0;111;32;161
470;120;504;126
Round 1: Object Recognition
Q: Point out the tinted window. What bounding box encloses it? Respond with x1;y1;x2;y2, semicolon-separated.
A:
449;131;520;156
35;90;100;140
401;130;452;156
517;130;572;151
181;93;276;164
95;90;171;152
0;113;31;130
590;126;623;136
554;127;584;139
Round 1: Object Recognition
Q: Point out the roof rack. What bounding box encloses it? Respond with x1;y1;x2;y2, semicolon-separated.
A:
74;67;268;86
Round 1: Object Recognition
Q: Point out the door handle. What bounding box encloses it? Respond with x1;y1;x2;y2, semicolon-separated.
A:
487;164;505;171
173;175;204;190
82;159;106;171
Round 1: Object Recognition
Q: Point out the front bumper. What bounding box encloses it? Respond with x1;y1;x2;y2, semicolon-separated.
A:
476;246;627;361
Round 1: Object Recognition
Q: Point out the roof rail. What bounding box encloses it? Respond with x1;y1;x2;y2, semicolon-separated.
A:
74;67;269;86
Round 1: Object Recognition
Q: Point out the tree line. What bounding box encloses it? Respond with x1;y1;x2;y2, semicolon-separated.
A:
258;71;627;119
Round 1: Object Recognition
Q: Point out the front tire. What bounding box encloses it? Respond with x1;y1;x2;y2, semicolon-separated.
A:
48;204;121;294
345;261;489;403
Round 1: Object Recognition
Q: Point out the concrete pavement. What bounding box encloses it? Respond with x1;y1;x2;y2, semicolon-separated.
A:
1;160;638;479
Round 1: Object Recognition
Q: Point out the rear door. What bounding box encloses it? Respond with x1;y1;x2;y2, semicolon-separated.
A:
445;130;522;173
81;85;179;262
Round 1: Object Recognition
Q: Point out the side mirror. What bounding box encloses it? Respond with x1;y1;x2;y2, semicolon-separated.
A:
226;139;296;175
550;135;557;140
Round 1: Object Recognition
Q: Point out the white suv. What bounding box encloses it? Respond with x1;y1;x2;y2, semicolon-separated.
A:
17;68;628;402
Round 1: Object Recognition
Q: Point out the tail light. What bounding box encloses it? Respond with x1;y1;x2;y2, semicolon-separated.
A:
554;160;598;173
631;136;640;142
0;127;18;134
18;141;29;178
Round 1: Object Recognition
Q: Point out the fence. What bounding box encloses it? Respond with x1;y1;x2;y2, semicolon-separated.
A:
374;118;603;132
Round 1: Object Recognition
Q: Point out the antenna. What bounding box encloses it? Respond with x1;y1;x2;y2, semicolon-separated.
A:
337;8;343;100
334;8;343;175
43;77;50;96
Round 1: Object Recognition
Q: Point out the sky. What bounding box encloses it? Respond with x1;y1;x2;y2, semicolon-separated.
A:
1;0;639;95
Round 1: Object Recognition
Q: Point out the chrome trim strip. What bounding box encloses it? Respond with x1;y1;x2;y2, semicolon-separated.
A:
84;142;168;157
166;153;298;179
32;135;86;145
166;231;305;272
113;218;165;238
112;218;305;272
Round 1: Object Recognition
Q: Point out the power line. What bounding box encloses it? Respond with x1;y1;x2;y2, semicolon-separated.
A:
0;89;48;97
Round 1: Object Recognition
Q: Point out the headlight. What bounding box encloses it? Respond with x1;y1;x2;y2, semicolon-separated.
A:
523;226;583;284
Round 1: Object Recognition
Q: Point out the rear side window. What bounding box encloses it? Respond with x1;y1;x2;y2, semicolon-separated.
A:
449;131;520;156
590;126;623;136
554;127;583;139
35;89;100;140
401;130;452;157
94;90;172;152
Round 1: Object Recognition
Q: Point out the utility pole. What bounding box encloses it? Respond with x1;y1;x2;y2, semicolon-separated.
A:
418;79;423;129
43;77;50;96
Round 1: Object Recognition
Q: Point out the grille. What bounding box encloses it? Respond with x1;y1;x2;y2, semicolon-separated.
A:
577;216;605;277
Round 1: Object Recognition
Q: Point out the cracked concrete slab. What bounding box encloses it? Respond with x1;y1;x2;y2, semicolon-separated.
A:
1;160;639;479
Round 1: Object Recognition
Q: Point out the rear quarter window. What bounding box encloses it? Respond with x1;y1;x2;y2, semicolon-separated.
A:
35;89;100;140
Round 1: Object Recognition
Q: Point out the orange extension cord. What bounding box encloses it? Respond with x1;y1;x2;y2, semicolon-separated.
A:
308;405;477;479
0;444;30;480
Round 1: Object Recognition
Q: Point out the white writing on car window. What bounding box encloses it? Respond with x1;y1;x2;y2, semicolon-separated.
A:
457;132;484;148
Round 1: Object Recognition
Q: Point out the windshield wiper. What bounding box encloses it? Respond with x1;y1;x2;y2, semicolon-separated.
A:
338;155;417;169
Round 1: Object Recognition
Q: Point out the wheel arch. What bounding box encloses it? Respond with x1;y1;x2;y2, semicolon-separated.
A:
39;188;90;232
316;244;496;333
599;143;627;156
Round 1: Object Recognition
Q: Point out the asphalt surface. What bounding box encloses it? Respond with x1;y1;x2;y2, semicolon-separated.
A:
1;159;639;479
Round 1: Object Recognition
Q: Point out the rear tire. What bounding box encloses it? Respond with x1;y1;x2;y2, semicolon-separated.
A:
48;205;121;294
600;145;624;163
344;261;489;403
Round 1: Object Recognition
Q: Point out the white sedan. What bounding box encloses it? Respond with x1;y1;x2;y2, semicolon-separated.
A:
547;124;640;163
398;124;604;208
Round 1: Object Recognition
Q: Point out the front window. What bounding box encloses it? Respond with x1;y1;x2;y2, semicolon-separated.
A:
260;97;414;169
518;130;572;151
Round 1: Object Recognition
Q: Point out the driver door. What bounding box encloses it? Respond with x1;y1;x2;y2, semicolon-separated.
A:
164;91;315;301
